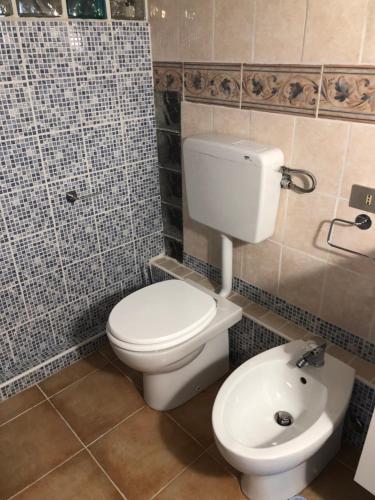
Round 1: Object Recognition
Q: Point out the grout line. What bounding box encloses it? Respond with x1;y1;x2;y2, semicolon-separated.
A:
315;64;324;119
164;412;207;450
149;449;207;500
300;0;310;64
358;0;370;64
250;0;256;63
0;397;46;429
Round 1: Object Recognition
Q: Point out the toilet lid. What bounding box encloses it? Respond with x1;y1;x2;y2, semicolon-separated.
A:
108;279;217;349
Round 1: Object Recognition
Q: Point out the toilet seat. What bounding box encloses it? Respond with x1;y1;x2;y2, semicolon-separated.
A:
107;279;217;352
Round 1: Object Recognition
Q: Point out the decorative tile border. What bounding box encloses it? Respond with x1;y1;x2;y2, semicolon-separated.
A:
319;66;375;123
242;64;320;116
184;63;241;108
154;61;375;124
153;62;183;93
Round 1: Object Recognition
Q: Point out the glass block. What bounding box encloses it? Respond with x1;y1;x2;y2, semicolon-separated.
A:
165;236;183;262
16;0;62;16
154;90;181;132
159;169;182;208
110;0;145;20
0;0;13;16
162;203;182;241
67;0;106;19
157;130;181;172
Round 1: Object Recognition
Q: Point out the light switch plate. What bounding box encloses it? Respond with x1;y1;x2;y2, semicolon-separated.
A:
349;184;375;214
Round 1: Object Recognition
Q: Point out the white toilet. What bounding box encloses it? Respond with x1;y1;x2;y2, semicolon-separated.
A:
107;134;284;411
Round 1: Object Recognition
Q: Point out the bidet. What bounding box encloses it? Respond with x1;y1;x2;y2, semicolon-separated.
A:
212;340;355;500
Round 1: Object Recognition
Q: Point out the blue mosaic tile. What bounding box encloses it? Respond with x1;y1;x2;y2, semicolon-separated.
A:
1;365;48;397
0;243;17;289
22;269;67;318
127;157;160;203
69;21;114;76
102;242;135;285
351;379;375;414
135;231;164;269
30;78;81;133
8;316;54;373
1;135;44;194
77;74;118;126
117;72;154;119
316;318;364;357
39;129;88;181
63;255;104;300
132;196;163;240
0;332;14;384
88;281;124;326
0;284;28;333
20;21;74;79
112;21;152;73
49;298;92;350
12;230;60;281
49;175;94;224
362;340;375;364
274;296;316;332
0;82;35;141
0;21;25;81
151;266;172;284
0;212;8;244
96;208;133;251
85;122;124;172
57;216;99;265
229;317;255;367
344;402;372;449
90;166;129;214
1;186;53;238
123;116;157;163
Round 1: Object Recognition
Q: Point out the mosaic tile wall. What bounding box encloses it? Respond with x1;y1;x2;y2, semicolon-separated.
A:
0;19;163;397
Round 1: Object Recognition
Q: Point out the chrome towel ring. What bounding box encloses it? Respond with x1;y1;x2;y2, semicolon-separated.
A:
280;166;317;194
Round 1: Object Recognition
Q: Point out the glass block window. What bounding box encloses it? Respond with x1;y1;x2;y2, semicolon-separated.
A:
0;0;13;16
157;131;181;172
67;0;106;19
16;0;62;16
159;169;182;208
165;236;183;262
154;91;181;132
110;0;145;20
162;203;182;241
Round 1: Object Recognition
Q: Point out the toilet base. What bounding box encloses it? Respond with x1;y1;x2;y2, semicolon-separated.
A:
240;424;343;500
143;330;229;411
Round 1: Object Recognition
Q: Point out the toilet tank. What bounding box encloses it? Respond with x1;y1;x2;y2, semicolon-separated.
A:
183;134;284;243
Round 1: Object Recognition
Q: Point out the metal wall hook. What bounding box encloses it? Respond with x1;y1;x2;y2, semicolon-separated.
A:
281;166;317;194
66;190;101;204
327;214;373;259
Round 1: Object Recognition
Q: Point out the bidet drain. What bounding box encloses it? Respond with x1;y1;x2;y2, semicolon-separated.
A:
274;411;293;426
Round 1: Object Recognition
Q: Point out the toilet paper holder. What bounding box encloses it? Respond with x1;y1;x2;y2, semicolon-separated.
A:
327;213;373;259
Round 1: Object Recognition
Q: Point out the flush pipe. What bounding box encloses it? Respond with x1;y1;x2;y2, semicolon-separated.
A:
219;234;233;298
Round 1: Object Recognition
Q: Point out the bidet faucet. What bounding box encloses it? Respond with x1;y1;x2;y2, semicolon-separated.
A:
296;342;326;368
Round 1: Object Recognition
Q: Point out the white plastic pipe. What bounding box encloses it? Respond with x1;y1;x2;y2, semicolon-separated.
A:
219;234;233;298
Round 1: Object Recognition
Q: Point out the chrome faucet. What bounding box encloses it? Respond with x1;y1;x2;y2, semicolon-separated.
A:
296;342;326;368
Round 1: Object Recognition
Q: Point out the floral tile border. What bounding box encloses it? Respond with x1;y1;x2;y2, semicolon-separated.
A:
319;66;375;123
242;65;320;116
184;63;241;108
153;62;183;93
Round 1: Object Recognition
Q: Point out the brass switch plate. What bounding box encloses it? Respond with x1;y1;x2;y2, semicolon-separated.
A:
349;185;375;214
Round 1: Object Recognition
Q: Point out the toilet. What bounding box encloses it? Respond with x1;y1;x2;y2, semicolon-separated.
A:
107;134;284;411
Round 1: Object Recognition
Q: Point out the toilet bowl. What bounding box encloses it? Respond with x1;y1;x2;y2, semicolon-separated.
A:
107;278;241;411
212;340;355;500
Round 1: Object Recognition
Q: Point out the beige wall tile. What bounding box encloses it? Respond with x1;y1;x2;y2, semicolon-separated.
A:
214;0;254;62
254;0;307;63
341;123;375;199
149;0;181;61
181;101;213;139
183;218;221;267
284;191;336;260
180;0;214;62
293;117;349;196
362;0;375;63
240;239;281;294
320;264;375;339
279;247;326;315
249;111;295;164
303;0;367;63
212;106;252;138
270;189;288;243
328;199;375;277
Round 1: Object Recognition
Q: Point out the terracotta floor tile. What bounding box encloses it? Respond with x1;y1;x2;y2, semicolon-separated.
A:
90;406;202;500
13;451;122;500
156;453;245;499
111;358;143;389
301;459;374;500
0;386;45;426
206;442;240;478
168;381;223;447
39;353;108;397
0;401;81;499
52;364;144;444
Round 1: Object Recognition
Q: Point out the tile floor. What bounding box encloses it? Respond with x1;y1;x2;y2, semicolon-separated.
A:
0;345;372;500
